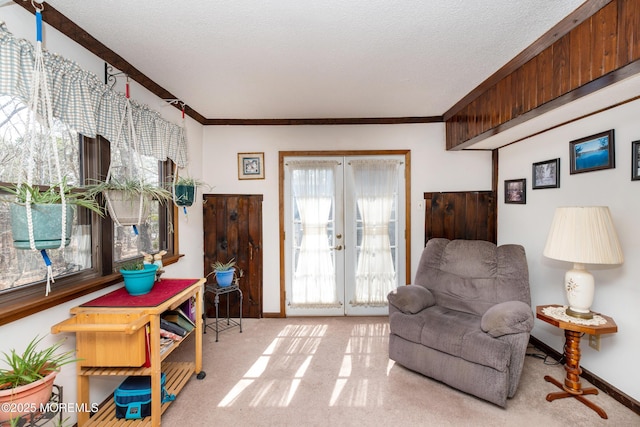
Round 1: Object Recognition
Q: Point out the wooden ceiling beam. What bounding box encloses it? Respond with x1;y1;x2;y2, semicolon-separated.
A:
443;0;613;121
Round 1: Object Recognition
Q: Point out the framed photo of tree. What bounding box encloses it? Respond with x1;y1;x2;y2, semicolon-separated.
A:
504;178;526;204
532;158;560;189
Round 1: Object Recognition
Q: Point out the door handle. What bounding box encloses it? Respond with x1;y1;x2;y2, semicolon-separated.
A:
336;234;342;239
333;245;343;250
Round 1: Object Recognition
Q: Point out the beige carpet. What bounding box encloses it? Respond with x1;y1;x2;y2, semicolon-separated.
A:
164;317;638;426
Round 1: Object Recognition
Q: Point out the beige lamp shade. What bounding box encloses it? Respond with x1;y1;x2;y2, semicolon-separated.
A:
543;206;623;318
543;206;623;265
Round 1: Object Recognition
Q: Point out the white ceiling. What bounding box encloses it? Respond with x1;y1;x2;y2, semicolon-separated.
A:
44;0;586;121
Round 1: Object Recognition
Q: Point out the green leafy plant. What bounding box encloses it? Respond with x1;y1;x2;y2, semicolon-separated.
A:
119;260;145;271
0;335;77;390
86;178;172;204
172;176;206;187
211;258;236;272
0;180;103;216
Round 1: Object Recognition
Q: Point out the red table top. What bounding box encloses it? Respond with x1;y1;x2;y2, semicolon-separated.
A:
81;278;200;308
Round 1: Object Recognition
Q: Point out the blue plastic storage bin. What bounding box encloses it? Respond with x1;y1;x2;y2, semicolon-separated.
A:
114;373;175;419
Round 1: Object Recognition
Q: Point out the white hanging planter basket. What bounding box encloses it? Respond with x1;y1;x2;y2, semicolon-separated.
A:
104;190;151;226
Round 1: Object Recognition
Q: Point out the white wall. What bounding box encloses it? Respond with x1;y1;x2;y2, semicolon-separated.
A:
201;124;492;313
0;6;205;423
498;98;640;402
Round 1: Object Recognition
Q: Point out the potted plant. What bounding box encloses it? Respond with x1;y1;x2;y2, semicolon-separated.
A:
0;335;77;424
210;259;238;287
119;260;159;296
167;176;210;208
0;181;103;250
87;178;172;227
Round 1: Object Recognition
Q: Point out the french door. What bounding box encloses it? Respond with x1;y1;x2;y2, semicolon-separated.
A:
283;154;406;316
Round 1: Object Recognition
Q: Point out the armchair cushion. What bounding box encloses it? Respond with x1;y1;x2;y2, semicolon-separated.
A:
481;301;534;338
387;285;435;314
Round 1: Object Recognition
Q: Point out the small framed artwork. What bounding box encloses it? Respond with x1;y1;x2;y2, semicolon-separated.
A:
504;178;526;204
632;141;640;181
532;158;560;189
238;152;265;180
569;129;615;174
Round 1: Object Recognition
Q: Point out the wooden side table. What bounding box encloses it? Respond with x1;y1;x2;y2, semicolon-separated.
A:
536;304;617;419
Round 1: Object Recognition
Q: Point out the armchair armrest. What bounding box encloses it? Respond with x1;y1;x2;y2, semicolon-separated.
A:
481;301;533;337
387;285;435;314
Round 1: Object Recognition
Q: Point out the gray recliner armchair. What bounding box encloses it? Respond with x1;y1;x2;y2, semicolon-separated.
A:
387;238;533;407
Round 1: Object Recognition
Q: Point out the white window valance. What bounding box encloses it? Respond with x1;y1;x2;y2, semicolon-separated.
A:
0;22;188;167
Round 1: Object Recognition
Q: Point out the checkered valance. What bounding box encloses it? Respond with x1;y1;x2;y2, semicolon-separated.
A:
0;22;188;167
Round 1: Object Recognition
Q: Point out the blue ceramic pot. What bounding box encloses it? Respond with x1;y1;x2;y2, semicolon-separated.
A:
120;264;159;296
215;269;234;287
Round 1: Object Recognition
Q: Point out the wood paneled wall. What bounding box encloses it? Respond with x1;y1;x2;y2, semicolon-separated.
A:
424;191;496;244
446;0;640;150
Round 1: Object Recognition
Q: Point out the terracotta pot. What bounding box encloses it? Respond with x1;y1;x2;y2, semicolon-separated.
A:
0;369;58;423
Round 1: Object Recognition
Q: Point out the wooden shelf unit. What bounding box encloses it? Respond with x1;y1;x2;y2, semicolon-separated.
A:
52;278;205;427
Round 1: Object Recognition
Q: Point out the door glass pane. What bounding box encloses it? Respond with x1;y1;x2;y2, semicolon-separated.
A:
289;161;339;307
350;159;400;307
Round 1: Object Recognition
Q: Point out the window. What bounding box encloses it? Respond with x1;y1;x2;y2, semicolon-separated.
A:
108;139;167;263
0;95;176;324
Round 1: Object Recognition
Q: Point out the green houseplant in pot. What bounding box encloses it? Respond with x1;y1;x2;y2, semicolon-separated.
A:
207;258;243;288
87;178;172;227
0;181;103;250
0;335;77;424
171;177;201;207
210;259;240;287
120;260;159;296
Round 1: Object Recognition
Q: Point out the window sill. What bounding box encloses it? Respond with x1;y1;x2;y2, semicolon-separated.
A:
0;254;182;326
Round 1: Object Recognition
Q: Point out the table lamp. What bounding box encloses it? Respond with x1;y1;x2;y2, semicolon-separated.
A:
543;206;623;319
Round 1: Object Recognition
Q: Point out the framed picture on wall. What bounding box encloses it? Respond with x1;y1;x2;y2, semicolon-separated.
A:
504;178;526;204
569;129;615;174
238;152;265;180
532;158;560;189
632;141;640;181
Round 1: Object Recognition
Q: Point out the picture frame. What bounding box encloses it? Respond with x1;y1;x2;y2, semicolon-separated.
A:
569;129;615;174
532;158;560;189
632;141;640;181
238;152;265;180
504;178;526;204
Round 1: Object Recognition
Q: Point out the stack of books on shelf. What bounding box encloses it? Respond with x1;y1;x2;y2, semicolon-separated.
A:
160;308;195;342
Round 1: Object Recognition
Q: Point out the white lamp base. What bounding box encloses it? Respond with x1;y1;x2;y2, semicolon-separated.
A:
564;263;594;319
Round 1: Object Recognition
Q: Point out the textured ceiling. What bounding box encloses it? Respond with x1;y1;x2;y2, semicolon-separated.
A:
43;0;585;120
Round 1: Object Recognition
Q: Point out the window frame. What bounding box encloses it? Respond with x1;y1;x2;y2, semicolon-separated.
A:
0;135;179;326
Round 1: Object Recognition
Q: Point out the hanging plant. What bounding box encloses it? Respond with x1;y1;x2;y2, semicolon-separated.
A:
0;180;103;250
169;176;209;207
87;178;171;227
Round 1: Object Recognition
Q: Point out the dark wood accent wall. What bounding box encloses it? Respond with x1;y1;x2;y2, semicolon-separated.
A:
445;0;640;150
203;194;263;318
423;191;496;244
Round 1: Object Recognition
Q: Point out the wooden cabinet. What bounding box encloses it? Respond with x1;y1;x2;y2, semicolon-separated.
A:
51;278;205;427
424;191;496;244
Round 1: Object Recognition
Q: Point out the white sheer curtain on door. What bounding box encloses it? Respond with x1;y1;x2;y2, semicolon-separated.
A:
289;160;339;307
350;159;399;306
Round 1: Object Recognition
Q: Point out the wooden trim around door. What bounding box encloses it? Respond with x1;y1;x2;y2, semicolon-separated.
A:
278;150;411;317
